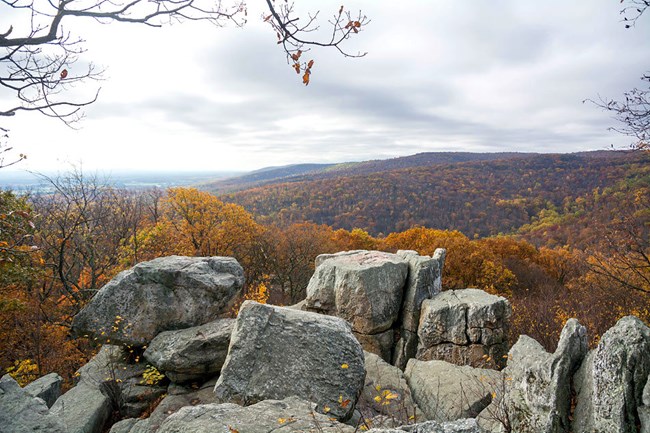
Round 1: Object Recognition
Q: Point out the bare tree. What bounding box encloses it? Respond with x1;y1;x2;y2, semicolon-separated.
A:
588;0;649;151
0;0;367;141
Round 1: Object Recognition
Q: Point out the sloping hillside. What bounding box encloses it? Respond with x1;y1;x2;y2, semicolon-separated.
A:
219;151;649;237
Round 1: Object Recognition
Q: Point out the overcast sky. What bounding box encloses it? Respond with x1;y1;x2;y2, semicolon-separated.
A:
1;0;649;173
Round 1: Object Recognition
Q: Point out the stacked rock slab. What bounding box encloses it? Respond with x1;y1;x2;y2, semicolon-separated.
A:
214;301;366;421
305;250;409;362
72;256;244;346
498;318;587;433
143;318;234;383
417;289;511;369
393;249;445;370
573;316;650;433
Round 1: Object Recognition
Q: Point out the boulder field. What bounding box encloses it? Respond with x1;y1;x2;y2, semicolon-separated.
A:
2;251;649;433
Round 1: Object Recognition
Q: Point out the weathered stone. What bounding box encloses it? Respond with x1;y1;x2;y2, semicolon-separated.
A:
574;316;650;433
417;289;511;369
51;381;112;433
214;301;365;421
305;250;408;334
431;248;446;293
124;381;219;433
355;329;394;362
0;374;67;433
393;250;443;370
144;318;234;383
405;359;502;423
504;318;587;433
157;396;356;433
109;418;139;433
24;372;62;408
72;256;244;346
360;351;423;424
640;376;650;433
367;418;482;432
120;385;167;419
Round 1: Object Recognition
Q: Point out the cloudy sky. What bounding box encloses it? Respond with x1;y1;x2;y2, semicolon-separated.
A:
1;0;649;173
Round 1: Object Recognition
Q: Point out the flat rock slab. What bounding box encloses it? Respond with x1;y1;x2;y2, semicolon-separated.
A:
51;381;112;433
0;374;67;433
24;372;62;408
418;289;511;369
305;250;408;335
214;301;365;421
367;418;482;433
405;359;502;423
157;396;356;433
72;256;244;346
144;318;234;383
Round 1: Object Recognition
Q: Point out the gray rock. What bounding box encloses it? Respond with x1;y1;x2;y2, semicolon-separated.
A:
393;250;443;370
24;372;63;408
144;318;234;383
72;256;244;346
51;381;112;433
124;382;218;433
574;316;650;433
641;377;650;433
360;351;423;424
355;329;394;363
431;249;446;293
367;418;483;432
157;396;356;433
405;359;502;423
305;250;408;335
0;374;67;433
214;301;365;421
109;418;140;433
504;318;587;433
417;289;511;369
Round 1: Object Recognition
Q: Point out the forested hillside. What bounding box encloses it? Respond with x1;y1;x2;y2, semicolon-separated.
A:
220;151;649;237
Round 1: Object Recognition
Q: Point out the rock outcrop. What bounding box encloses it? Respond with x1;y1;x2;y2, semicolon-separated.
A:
72;256;244;346
0;374;67;433
24;372;62;408
501;318;587;433
417;289;511;369
405;359;502;423
392;249;444;370
144;318;234;383
573;316;650;433
157;396;356;433
214;301;365;421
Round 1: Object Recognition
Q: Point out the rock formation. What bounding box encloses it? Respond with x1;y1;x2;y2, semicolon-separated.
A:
500;318;587;433
417;289;511;369
214;301;366;421
573;315;650;433
143;318;234;383
72;256;244;346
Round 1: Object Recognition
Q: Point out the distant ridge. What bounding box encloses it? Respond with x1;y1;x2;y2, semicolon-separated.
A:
210;150;648;237
201;152;537;194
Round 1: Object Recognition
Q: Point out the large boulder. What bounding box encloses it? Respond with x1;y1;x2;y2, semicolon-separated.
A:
51;381;112;433
573;316;650;433
417;289;511;369
214;301;365;421
157;396;356;433
144;318;234;383
305;250;408;335
72;256;244;346
360;351;423;424
0;374;67;433
639;377;650;433
502;318;587;433
24;372;63;408
404;359;502;423
393;250;444;370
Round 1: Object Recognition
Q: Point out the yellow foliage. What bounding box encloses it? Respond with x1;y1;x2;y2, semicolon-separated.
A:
6;359;38;386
